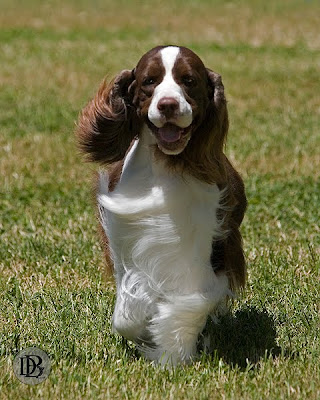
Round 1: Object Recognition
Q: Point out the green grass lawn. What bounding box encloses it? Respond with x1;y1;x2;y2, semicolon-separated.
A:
1;0;319;398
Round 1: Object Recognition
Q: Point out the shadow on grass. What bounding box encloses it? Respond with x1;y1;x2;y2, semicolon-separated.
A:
119;305;295;369
201;306;283;369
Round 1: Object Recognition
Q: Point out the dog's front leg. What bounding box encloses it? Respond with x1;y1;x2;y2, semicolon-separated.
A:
145;295;215;366
112;288;149;343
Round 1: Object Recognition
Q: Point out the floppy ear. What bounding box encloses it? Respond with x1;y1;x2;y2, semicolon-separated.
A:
76;69;141;164
206;68;229;152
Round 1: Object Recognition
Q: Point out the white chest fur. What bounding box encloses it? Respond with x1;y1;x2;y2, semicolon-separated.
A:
98;127;230;364
99;129;225;292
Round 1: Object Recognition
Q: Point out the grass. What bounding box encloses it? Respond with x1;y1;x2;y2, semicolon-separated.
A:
0;0;319;398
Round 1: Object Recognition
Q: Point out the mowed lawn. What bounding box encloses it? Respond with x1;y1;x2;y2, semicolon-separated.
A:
0;0;319;398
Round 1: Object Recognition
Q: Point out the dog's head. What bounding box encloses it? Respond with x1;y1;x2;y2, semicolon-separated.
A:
130;45;228;157
77;45;228;182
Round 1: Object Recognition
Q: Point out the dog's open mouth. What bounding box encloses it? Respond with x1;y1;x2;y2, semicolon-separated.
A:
158;123;189;143
148;122;192;154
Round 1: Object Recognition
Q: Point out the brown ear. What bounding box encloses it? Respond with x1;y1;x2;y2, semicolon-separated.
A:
76;69;141;164
206;68;229;148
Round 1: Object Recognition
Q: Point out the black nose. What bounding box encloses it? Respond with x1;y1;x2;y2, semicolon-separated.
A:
157;97;179;118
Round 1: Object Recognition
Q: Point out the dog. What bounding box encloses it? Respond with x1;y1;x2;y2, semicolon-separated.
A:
76;45;247;365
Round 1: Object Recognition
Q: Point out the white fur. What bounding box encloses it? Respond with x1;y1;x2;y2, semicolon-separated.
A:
148;46;193;129
98;125;231;365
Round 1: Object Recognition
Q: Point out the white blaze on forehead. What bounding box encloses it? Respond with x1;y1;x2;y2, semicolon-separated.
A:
148;46;193;129
160;46;180;74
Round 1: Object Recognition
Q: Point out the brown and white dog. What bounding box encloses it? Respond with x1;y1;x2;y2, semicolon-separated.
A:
77;45;247;365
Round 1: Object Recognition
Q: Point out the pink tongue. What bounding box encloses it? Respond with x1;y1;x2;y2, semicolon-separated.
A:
158;124;182;143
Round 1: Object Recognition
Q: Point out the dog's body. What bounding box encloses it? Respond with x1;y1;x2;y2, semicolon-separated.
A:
77;46;247;365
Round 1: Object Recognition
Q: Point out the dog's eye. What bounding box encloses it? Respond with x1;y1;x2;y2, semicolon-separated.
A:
182;75;196;87
142;77;156;86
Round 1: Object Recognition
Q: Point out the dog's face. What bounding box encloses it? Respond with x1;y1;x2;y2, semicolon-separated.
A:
77;45;228;182
130;46;213;155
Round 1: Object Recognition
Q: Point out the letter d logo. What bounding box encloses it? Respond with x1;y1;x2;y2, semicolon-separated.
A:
13;347;51;385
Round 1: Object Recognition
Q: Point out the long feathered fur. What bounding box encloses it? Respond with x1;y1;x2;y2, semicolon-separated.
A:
76;46;247;365
76;69;141;164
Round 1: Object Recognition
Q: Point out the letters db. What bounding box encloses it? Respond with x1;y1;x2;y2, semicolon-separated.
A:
13;347;51;385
